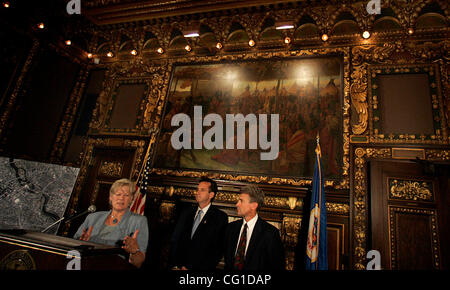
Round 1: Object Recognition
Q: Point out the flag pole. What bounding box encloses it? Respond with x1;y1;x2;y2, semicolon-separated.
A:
136;128;158;184
315;131;321;270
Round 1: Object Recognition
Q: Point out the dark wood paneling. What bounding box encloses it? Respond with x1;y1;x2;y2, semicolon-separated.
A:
370;160;446;270
109;83;146;129
378;74;434;135
4;48;80;161
394;210;434;269
0;28;32;112
64;69;106;165
327;221;346;270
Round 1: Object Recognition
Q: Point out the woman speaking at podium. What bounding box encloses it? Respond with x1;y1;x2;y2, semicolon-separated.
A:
73;178;149;268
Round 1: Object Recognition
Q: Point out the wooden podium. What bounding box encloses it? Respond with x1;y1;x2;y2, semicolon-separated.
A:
0;230;136;270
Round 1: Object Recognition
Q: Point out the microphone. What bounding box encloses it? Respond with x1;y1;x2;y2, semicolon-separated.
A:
41;205;96;233
64;205;97;223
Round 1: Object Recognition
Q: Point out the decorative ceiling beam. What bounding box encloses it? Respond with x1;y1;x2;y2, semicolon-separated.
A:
84;0;300;25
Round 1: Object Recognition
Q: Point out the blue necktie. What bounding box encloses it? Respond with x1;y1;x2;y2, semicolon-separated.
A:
191;209;203;238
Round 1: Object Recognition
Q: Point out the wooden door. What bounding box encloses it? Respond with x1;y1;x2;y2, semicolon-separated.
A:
369;160;449;270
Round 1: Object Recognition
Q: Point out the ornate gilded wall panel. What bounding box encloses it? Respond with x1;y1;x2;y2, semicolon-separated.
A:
368;63;447;144
281;214;301;270
89;59;169;136
350;40;449;145
98;160;124;178
388;178;434;202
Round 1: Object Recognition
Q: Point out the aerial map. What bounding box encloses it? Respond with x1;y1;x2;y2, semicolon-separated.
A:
0;157;79;234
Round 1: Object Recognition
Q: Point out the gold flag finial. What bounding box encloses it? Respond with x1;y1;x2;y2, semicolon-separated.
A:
316;132;321;156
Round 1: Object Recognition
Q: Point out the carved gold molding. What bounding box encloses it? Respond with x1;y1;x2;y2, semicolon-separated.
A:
160;201;176;222
281;214;301;270
388;178;434;202
147;185;165;195
98;160;124;177
326;202;350;215
145;184;349;215
353;147;392;270
426;149;450;160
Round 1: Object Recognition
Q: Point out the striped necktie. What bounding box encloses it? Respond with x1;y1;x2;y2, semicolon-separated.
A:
191;209;203;238
234;223;247;270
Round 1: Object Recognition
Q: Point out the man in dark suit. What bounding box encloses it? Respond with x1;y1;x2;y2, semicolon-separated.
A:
169;177;228;270
224;185;285;271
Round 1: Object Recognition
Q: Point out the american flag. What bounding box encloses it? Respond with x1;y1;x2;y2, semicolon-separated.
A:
130;136;156;215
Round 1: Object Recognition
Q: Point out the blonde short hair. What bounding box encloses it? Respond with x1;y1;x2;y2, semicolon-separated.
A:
109;178;136;197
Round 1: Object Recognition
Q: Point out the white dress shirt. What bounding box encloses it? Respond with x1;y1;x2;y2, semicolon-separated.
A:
235;214;258;256
194;202;211;223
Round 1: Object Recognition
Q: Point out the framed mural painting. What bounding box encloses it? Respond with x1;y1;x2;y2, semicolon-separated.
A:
153;56;343;180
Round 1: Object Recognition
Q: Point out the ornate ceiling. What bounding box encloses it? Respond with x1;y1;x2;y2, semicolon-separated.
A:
76;0;448;60
84;0;299;25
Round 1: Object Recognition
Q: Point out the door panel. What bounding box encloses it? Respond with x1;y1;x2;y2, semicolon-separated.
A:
370;160;445;270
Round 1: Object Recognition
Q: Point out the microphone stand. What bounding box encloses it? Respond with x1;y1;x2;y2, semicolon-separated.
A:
41;205;96;233
41;216;66;233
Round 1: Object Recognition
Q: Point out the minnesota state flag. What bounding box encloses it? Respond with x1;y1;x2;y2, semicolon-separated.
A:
305;140;328;270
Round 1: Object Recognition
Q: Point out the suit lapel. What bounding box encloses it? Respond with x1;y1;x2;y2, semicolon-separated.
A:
191;206;213;239
230;219;244;263
244;217;263;264
185;206;196;235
